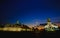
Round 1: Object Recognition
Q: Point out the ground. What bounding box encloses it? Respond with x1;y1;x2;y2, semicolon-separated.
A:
0;30;60;38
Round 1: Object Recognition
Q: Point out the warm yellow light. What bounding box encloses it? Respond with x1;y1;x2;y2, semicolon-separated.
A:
17;28;22;31
12;28;17;31
3;27;8;31
22;29;26;31
0;28;3;30
27;29;31;31
0;27;32;32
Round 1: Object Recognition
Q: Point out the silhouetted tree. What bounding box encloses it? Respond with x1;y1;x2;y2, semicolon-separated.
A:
35;28;39;31
32;27;35;31
0;24;4;27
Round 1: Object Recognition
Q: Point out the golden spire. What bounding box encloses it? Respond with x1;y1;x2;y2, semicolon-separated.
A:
47;18;51;22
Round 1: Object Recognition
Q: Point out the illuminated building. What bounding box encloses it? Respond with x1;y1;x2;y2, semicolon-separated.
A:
44;18;59;31
0;20;31;32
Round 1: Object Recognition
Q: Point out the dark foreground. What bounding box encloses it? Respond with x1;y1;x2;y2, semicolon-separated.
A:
0;30;60;38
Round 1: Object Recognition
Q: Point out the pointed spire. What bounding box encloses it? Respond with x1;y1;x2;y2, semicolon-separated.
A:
47;18;51;22
16;20;20;24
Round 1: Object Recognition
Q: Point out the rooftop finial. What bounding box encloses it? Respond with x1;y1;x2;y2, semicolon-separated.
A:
47;18;51;22
16;20;20;24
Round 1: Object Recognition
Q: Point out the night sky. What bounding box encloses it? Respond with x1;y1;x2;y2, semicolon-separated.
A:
0;0;60;25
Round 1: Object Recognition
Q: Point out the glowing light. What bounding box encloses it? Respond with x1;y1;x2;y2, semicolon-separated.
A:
37;26;44;31
22;29;26;31
0;28;3;30
3;27;8;31
27;29;31;31
17;28;22;31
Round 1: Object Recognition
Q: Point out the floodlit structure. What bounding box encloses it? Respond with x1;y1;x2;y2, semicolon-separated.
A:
16;20;20;24
44;18;59;31
0;20;32;32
